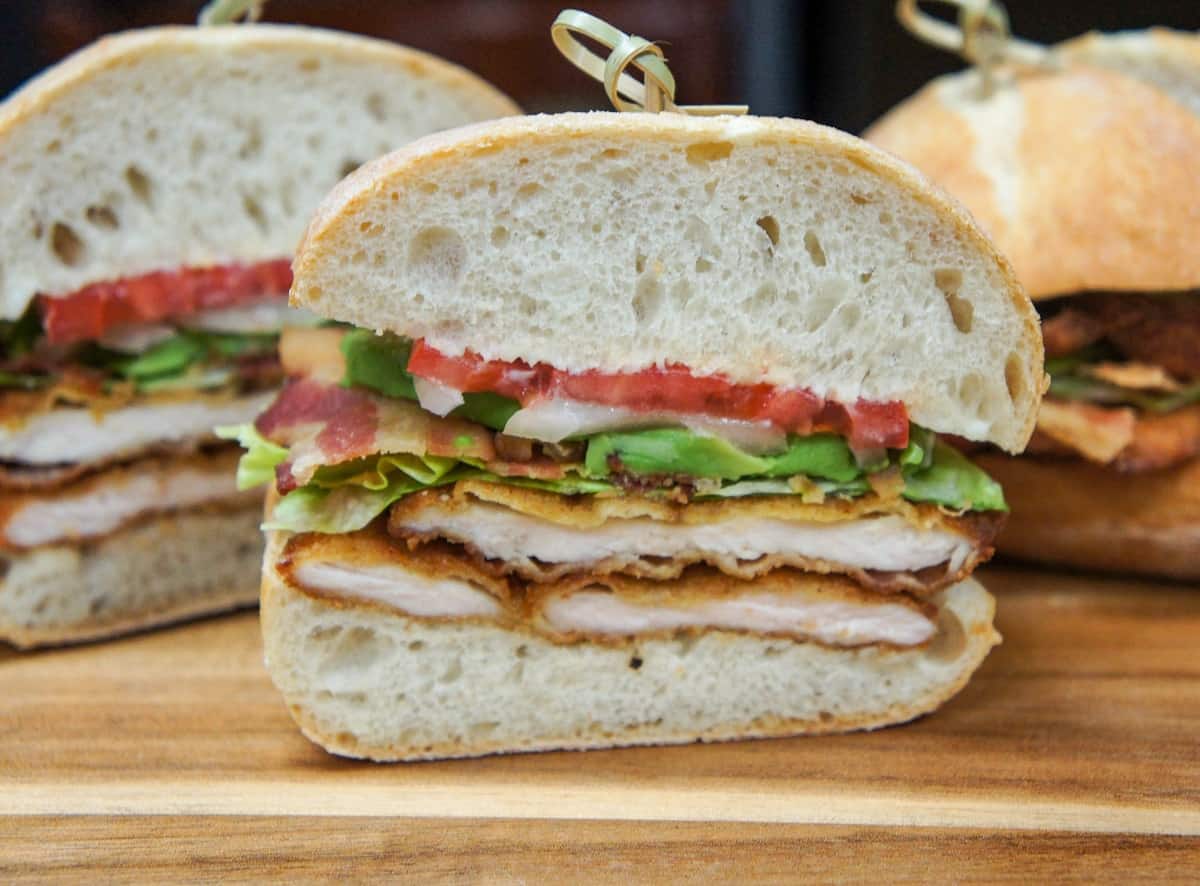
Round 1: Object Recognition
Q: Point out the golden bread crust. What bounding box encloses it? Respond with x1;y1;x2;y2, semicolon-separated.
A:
867;66;1200;299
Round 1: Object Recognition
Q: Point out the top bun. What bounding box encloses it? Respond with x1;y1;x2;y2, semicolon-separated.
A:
1059;27;1200;116
292;112;1042;452
0;24;520;318
866;60;1200;300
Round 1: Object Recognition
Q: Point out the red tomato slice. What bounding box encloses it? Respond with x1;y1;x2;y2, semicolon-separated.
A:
407;340;909;449
39;259;293;346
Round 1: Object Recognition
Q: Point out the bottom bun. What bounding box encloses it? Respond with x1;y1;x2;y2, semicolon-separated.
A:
0;506;264;649
976;454;1200;581
261;533;1000;762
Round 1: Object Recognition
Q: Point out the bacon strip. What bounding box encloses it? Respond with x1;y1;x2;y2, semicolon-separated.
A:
1028;399;1200;472
257;379;501;491
1086;362;1181;393
1034;399;1136;464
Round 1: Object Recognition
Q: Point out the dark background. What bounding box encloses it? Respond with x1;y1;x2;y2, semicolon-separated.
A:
1;1;1198;133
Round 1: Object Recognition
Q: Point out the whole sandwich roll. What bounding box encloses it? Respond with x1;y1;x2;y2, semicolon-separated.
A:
0;25;518;648
866;31;1200;581
227;112;1045;761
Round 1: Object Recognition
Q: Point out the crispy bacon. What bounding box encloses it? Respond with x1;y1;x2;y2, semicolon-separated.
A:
257;379;497;490
1086;362;1181;393
39;259;292;347
1034;399;1136;464
1028;399;1200;472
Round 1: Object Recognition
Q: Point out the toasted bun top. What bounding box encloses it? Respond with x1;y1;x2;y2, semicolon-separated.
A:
0;25;519;319
865;62;1200;300
1060;28;1200;116
292;112;1043;452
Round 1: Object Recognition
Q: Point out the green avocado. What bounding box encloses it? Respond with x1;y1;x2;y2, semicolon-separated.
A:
761;433;861;482
339;329;520;430
586;428;769;479
340;329;417;399
901;442;1006;511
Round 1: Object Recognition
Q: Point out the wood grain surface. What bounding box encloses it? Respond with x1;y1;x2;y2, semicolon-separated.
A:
4;818;1199;883
2;565;1198;878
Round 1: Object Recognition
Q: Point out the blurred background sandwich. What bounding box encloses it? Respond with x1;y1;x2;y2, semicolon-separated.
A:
0;23;517;647
867;17;1200;579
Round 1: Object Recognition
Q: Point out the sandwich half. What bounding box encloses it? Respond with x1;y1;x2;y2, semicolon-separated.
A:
230;112;1043;760
866;36;1200;580
0;25;518;648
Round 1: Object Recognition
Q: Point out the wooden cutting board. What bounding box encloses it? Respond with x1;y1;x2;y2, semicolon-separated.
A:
3;565;1199;880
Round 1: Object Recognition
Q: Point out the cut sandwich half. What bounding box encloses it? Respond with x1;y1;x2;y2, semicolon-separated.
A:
866;33;1200;580
231;112;1043;760
0;25;519;648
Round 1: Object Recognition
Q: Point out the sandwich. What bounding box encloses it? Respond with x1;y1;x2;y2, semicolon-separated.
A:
0;25;518;648
866;34;1200;580
227;112;1044;760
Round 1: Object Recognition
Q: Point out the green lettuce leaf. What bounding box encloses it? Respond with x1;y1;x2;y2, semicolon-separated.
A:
1045;344;1200;414
228;389;1007;533
309;451;460;490
262;460;617;534
900;442;1007;511
215;424;289;490
266;468;471;534
471;472;615;496
0;302;43;359
60;330;277;393
583;424;1000;510
119;336;208;380
0;369;46;390
1049;374;1200;414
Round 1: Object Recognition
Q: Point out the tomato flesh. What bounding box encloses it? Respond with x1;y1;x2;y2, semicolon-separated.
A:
39;259;293;346
407;340;908;449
